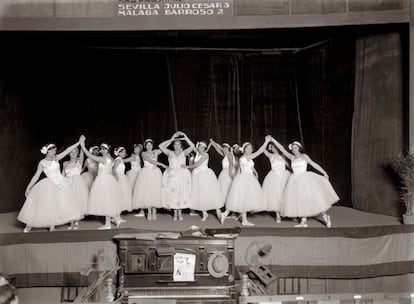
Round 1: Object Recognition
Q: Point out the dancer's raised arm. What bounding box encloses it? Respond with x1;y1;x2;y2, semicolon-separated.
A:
303;154;329;179
56;141;80;161
79;136;107;164
159;133;177;155
268;136;294;160
209;139;224;157
244;137;271;161
177;131;196;155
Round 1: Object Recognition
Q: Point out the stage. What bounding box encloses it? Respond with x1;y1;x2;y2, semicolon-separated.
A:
1;206;414;295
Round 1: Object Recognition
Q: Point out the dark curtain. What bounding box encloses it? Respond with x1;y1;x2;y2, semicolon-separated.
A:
352;32;404;216
294;41;355;206
0;37;355;213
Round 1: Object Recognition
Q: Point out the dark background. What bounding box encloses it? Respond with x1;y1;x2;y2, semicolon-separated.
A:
0;25;406;215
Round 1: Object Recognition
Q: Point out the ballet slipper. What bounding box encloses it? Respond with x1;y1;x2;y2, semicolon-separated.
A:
276;213;282;223
134;210;145;217
23;226;32;233
147;213;152;221
294;218;308;228
98;224;111;230
324;215;331;228
201;212;208;222
49;226;55;232
241;220;255;226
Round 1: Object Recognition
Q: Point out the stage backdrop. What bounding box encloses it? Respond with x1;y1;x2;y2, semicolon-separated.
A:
0;29;404;216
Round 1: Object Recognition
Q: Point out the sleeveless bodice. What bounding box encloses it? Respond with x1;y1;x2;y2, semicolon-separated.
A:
239;156;254;175
65;161;82;177
41;159;63;185
115;157;126;175
291;157;307;175
270;155;286;174
168;152;186;169
143;152;158;168
98;157;113;175
193;153;208;175
222;156;229;169
130;155;141;169
86;158;98;173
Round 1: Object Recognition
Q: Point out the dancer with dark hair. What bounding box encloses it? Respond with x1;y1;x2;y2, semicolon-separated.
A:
221;137;270;226
63;146;89;230
209;139;235;205
159;131;194;221
185;141;222;222
262;141;291;223
80;136;121;230
269;137;339;228
81;146;99;190
133;139;167;220
18;140;83;233
125;144;142;187
113;146;133;221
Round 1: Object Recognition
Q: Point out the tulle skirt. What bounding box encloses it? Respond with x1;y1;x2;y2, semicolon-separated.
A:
118;174;133;212
18;178;82;227
127;167;141;188
191;169;223;211
133;167;163;209
218;168;232;204
81;171;96;190
66;175;89;216
162;167;191;209
88;173;122;216
225;172;266;212
281;172;339;217
262;170;291;212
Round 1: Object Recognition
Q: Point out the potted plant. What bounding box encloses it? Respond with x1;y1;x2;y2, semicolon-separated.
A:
388;152;414;224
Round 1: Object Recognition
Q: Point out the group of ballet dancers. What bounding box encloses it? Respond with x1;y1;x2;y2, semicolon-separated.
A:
17;131;339;232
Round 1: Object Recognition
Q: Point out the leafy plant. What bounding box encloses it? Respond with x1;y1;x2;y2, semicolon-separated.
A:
388;153;414;215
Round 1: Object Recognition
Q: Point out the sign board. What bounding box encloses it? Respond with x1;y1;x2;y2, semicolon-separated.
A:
118;0;233;17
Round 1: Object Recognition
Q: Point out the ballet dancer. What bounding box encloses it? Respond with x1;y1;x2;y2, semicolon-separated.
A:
222;137;270;226
81;146;99;190
113;147;133;221
18;141;83;233
269;137;339;228
262;141;291;223
124;144;145;216
80;136;121;230
132;139;167;220
159;131;194;221
184;141;222;222
209;139;235;204
62;146;89;230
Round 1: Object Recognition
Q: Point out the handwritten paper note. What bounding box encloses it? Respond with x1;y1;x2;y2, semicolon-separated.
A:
173;253;195;281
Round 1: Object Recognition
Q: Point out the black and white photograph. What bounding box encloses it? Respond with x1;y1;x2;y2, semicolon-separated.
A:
0;0;413;303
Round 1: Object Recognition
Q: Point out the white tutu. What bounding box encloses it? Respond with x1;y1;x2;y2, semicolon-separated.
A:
88;174;122;216
81;171;96;190
225;172;266;212
191;169;223;211
66;175;89;216
218;169;232;204
127;167;141;188
281;172;339;217
18;178;82;228
117;174;133;212
162;167;191;209
262;170;290;212
133;166;163;209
